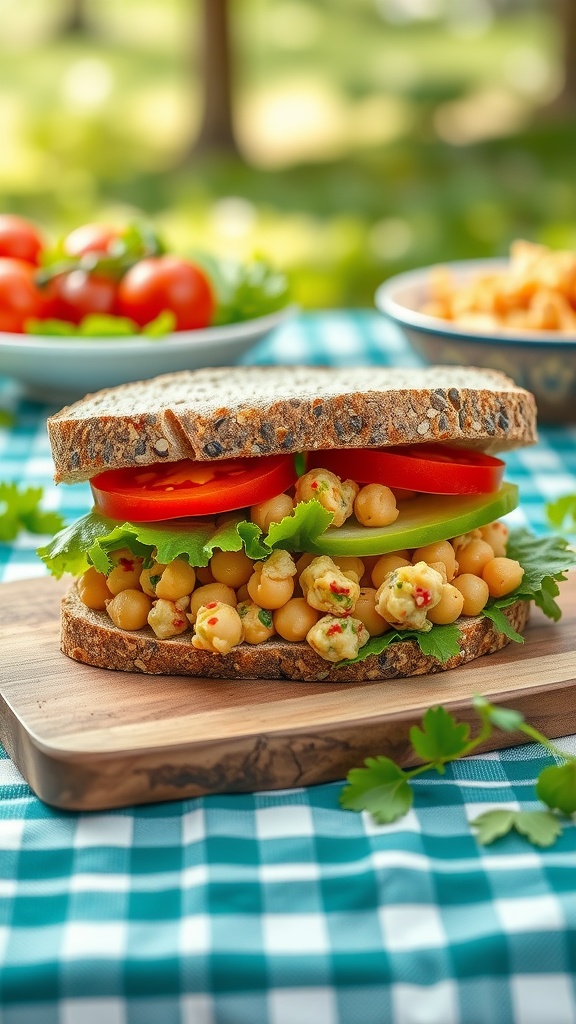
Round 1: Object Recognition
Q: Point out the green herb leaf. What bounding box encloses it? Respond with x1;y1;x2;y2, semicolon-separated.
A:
78;314;138;336
546;493;576;531
340;622;461;667
536;762;576;815
340;756;413;824
193;253;291;325
471;808;563;847
482;528;576;629
258;608;273;628
513;810;564;847
0;482;65;543
472;698;525;732
470;809;517;844
480;603;525;643
409;706;471;767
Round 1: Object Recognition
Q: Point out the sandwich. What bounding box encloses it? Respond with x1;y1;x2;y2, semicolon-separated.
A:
38;365;576;682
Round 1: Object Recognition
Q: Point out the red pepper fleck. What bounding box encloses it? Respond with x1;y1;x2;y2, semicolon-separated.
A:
173;618;184;628
329;581;350;595
207;616;218;626
205;602;218;609
327;623;343;636
311;480;318;489
119;557;134;572
414;586;432;607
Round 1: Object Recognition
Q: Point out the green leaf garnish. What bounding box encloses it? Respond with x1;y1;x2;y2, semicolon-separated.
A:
0;482;65;543
339;757;413;824
536;762;576;815
141;310;177;336
192;253;291;325
469;809;517;845
409;707;471;768
339;622;461;667
470;809;563;847
546;493;576;531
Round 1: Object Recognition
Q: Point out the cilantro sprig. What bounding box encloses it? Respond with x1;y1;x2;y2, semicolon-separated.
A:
340;697;576;848
0;482;65;543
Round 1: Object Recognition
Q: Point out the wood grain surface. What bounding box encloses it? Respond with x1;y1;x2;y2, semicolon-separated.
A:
1;575;575;811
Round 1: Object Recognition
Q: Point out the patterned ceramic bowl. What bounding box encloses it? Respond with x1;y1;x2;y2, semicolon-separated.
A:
376;259;576;423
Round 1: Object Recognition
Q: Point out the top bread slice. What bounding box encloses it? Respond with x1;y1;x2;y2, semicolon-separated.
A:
48;365;538;484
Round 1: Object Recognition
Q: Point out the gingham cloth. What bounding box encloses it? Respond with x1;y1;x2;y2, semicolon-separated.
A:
0;311;575;1024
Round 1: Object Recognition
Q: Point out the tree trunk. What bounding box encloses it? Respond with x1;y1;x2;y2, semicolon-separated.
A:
193;0;239;157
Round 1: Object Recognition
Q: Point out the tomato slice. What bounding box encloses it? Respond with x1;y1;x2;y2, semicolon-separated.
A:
306;445;505;495
90;455;296;522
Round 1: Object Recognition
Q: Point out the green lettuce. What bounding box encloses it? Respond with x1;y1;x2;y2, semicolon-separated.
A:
37;500;333;578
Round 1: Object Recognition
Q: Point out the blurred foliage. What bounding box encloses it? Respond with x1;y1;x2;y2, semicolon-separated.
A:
0;0;575;307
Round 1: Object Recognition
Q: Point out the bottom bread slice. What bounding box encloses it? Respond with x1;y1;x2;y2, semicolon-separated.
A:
61;586;530;682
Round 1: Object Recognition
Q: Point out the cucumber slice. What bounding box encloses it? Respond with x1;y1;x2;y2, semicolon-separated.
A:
308;483;518;557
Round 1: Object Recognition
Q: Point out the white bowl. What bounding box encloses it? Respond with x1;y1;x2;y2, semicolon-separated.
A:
0;306;297;405
376;259;576;423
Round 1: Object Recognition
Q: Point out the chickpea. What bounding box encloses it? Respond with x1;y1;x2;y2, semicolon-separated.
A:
215;511;244;527
354;484;399;528
296;552;315;576
427;584;464;625
237;601;275;644
106;589;152;631
155;558;196;601
196;564;215;586
140;560;168;597
353;587;390;637
247;568;294;609
251;492;294;533
236;584;250;603
482;557;524;598
360;554;381;587
148;597;189;639
188;583;236;625
106;550;144;595
457;539;495;577
295;468;358;527
247;550;297;609
332;556;365;583
452;530;481;557
371;553;411;589
273;598;319;642
210;549;254;588
452;574;490;616
412;540;458;582
391;488;417;501
192;602;244;655
77;566;111;610
480;521;509;557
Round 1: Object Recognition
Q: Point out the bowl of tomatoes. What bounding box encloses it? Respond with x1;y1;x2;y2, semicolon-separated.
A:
0;216;295;404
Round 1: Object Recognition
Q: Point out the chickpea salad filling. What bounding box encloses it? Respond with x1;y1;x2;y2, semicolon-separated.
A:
38;447;576;666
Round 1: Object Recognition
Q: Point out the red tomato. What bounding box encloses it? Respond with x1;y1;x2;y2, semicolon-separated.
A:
306;445;505;495
90;455;296;522
117;255;214;331
45;270;118;323
63;223;121;258
0;215;44;265
0;258;44;332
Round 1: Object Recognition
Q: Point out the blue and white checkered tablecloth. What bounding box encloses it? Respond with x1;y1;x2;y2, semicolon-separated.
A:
1;311;575;1024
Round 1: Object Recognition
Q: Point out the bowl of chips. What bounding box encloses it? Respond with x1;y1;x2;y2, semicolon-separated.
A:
376;241;576;422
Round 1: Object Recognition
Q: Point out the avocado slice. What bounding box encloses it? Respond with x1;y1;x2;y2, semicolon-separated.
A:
308;483;518;557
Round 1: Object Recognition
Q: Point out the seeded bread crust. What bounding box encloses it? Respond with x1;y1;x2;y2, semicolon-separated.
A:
61;586;529;682
48;366;537;484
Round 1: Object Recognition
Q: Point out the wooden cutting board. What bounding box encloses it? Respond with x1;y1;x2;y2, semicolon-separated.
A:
1;575;576;811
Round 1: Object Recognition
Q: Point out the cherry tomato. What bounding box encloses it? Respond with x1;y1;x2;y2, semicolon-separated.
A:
90;455;296;522
0;215;44;265
63;223;121;259
306;445;505;495
0;258;44;332
44;270;118;323
117;255;214;331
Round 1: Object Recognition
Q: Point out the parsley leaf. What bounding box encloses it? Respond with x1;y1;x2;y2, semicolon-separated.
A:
546;493;576;531
480;603;525;643
409;707;471;768
339;622;461;667
470;809;563;847
536;762;576;815
339;757;413;824
0;483;65;543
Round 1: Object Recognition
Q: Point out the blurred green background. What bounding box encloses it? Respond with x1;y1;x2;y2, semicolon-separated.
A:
1;0;576;308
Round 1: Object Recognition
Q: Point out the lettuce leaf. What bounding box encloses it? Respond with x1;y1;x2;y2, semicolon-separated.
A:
37;500;333;578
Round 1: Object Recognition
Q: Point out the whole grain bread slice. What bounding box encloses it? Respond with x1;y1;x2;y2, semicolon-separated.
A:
48;365;537;484
61;585;529;682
